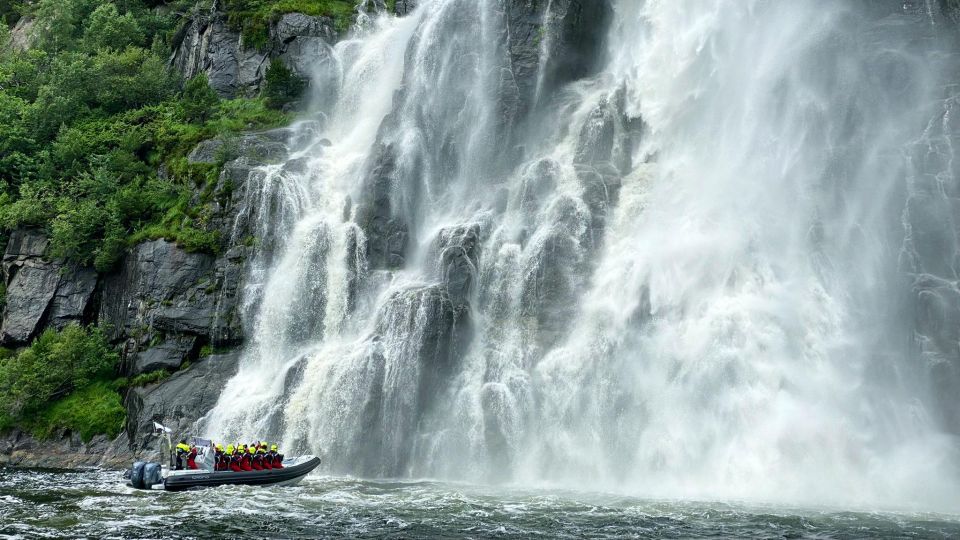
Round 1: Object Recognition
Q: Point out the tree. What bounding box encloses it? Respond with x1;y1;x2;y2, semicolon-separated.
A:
180;73;220;123
263;59;306;110
82;3;145;52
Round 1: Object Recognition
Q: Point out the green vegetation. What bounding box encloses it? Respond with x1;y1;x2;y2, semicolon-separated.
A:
0;0;290;271
222;0;356;47
32;382;126;442
264;59;307;109
126;369;172;387
0;325;119;438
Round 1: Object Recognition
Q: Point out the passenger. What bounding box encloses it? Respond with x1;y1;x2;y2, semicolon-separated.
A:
270;444;284;469
214;444;226;471
175;439;190;470
259;444;272;470
239;445;253;471
186;445;199;470
227;445;242;472
251;447;264;471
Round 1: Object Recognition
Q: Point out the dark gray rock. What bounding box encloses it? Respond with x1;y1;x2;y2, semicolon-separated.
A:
49;266;98;329
170;8;269;98
357;144;409;270
187;138;226;164
170;5;341;99
520;196;590;349
125;352;241;453
502;0;612;117
1;263;59;344
130;335;200;376
394;0;417;16
431;224;481;309
0;229;99;345
350;284;470;475
100;240;219;372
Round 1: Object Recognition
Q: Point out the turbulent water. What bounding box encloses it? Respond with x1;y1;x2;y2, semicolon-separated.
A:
2;468;960;539
198;0;960;513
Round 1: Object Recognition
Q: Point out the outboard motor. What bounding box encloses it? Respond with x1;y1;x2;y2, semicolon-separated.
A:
129;461;146;489
143;462;162;489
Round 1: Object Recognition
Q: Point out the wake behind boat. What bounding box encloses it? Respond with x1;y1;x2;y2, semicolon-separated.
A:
128;423;320;491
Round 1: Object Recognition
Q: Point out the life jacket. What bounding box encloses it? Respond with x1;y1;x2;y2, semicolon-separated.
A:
260;451;273;470
229;452;242;472
240;453;253;471
186;448;199;470
175;443;190;470
271;452;284;469
251;453;264;471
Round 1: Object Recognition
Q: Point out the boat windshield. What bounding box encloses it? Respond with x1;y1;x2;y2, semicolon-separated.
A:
191;437;216;471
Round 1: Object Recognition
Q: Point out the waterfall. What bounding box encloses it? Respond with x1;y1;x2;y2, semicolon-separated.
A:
202;0;960;508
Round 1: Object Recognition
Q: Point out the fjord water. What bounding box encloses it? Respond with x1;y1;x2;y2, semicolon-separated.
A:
202;0;960;514
4;468;960;538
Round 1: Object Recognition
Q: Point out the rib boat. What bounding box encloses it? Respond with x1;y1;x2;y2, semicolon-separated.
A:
128;426;320;491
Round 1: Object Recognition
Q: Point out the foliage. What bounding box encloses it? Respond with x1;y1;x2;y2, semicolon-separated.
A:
127;369;172;387
0;2;291;270
263;58;306;109
0;324;118;431
82;3;146;52
180;74;221;123
222;0;356;47
31;382;126;442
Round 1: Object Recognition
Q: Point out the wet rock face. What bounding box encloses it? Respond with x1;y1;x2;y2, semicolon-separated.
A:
394;0;418;16
357;144;409;270
170;10;269;98
125;353;241;454
0;429;122;469
904;95;960;435
0;230;98;345
502;0;613;116
170;6;337;98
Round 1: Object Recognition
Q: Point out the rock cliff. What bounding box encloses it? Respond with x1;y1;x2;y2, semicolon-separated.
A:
169;2;339;98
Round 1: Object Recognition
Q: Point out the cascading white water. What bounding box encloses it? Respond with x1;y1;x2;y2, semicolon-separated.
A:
203;0;960;509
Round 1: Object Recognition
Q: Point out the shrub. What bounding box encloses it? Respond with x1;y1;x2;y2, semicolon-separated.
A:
180;74;221;123
32;382;126;442
128;369;171;387
263;59;306;110
0;324;118;429
82;4;146;52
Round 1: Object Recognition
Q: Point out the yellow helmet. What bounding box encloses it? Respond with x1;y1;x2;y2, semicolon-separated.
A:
226;444;234;454
247;446;255;454
215;443;223;451
270;444;278;451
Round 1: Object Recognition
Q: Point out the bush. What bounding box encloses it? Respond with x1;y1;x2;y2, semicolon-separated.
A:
82;4;146;52
32;382;126;442
0;324;118;429
127;369;171;387
180;74;221;123
0;0;293;268
263;59;306;110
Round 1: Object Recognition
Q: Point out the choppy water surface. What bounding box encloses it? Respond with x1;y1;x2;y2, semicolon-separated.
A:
1;468;958;539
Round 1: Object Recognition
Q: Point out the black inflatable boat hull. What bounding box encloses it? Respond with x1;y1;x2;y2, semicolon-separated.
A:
163;457;321;491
